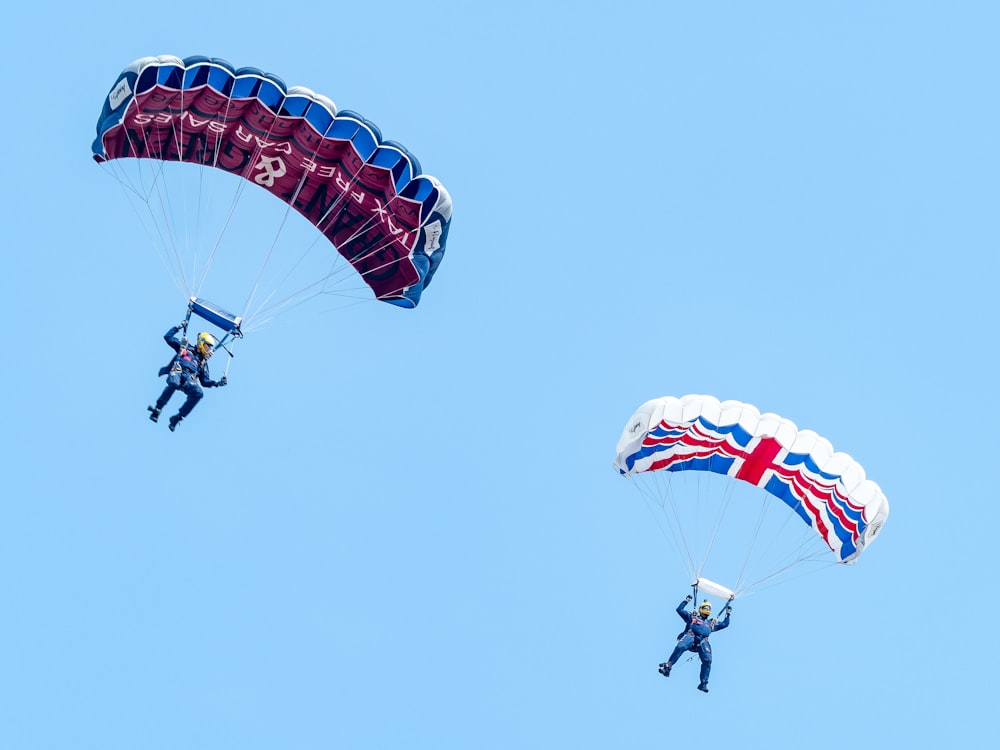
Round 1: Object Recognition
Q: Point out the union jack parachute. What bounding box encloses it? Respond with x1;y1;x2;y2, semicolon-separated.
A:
614;394;889;600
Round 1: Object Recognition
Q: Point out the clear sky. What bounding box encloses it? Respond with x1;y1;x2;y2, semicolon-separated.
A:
3;2;996;748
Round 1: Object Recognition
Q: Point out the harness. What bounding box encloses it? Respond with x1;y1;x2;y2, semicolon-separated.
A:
173;347;196;369
166;342;202;379
677;619;709;646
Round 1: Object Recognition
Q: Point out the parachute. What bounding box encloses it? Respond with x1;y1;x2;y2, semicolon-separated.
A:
614;394;889;599
92;54;452;332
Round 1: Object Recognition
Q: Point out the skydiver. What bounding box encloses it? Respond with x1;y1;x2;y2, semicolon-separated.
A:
147;321;227;431
658;596;731;693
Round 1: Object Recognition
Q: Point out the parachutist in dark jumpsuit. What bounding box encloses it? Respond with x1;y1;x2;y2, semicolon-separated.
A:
658;596;731;692
147;323;226;431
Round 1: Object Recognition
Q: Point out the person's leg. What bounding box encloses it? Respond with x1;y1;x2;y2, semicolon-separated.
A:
149;378;179;421
168;380;203;431
697;641;713;690
660;635;694;676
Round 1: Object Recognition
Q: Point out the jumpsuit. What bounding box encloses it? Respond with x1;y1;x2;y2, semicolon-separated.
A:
153;325;223;419
665;598;730;686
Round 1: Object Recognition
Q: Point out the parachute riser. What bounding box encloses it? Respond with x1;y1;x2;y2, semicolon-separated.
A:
218;337;236;378
172;306;195;355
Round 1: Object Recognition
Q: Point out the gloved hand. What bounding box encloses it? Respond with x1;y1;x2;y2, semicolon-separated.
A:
685;595;693;602
218;376;228;387
180;320;188;330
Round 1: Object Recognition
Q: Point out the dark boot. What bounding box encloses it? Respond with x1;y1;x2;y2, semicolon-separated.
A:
168;414;183;432
658;663;671;677
697;682;709;693
148;405;161;422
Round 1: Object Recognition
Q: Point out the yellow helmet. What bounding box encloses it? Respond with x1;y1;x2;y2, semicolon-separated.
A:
698;601;712;617
196;332;218;357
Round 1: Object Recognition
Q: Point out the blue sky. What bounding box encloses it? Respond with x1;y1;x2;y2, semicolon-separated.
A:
3;2;996;747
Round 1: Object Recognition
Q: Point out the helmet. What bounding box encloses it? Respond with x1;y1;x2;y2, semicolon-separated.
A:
196;332;217;357
698;601;712;617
